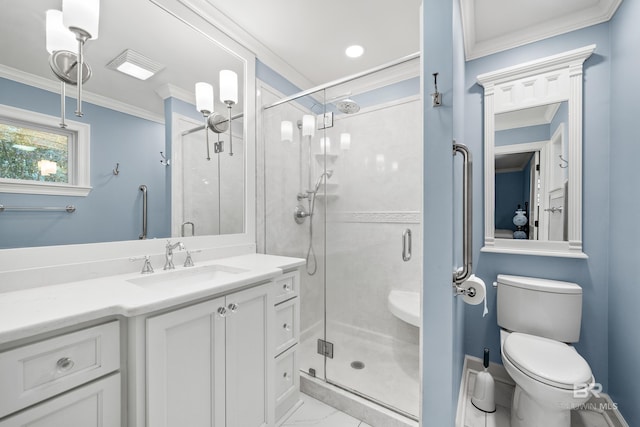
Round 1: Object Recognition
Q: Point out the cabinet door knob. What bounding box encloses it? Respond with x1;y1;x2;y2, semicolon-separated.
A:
282;323;291;331
217;307;228;317
227;303;239;313
56;357;75;372
283;283;292;291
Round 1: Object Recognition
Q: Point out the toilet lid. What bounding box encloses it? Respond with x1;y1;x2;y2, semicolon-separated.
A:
503;333;592;390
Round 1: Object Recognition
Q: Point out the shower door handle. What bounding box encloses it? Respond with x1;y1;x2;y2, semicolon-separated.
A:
402;229;412;262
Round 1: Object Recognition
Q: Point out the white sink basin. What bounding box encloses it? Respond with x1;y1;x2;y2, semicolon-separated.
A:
128;265;249;289
387;290;420;327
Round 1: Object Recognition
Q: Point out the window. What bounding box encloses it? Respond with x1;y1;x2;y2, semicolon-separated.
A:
0;104;91;196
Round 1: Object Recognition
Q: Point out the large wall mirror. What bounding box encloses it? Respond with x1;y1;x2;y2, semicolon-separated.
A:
478;45;595;258
0;0;256;250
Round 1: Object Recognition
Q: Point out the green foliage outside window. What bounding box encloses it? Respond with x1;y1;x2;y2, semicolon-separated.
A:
0;122;69;183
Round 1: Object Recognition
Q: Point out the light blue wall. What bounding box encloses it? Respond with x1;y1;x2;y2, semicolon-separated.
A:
422;0;466;423
463;23;611;393
0;78;168;248
608;0;640;424
495;124;549;146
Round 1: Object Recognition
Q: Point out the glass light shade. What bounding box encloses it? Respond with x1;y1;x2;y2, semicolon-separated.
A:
340;133;351;150
281;121;293;142
320;137;331;153
38;160;58;176
195;82;214;114
46;10;77;54
302;115;315;137
219;70;238;104
63;0;100;40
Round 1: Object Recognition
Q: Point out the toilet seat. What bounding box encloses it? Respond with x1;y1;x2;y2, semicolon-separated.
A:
503;332;592;390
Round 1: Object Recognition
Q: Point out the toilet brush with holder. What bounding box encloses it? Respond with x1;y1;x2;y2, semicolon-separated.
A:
471;348;496;413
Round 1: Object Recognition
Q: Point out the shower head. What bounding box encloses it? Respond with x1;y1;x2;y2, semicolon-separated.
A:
312;169;333;193
336;98;360;114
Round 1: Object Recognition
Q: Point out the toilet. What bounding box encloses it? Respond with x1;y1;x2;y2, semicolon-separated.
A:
496;275;595;427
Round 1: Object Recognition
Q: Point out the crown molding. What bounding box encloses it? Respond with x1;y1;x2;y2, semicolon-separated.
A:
0;64;164;124
461;0;621;61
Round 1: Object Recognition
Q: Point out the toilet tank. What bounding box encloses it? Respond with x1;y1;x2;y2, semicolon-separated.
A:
497;274;582;342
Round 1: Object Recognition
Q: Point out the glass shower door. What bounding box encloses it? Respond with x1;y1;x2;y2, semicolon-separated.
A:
322;85;422;418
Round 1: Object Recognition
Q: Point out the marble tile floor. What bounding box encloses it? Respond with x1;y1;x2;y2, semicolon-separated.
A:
299;324;420;417
281;393;373;427
461;370;628;427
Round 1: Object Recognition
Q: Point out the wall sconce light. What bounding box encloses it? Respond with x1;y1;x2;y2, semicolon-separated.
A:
46;0;100;127
281;121;293;142
195;72;238;159
340;133;351;151
219;70;238;156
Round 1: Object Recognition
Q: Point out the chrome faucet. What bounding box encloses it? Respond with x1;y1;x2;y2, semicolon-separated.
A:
164;240;185;270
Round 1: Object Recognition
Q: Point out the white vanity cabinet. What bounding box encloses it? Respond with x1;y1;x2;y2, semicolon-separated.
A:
0;321;121;427
272;271;301;425
146;282;274;427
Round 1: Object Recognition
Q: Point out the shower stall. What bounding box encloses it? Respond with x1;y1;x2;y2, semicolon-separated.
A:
260;56;422;422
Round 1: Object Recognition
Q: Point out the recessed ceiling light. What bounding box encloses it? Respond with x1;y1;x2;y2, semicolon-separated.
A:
106;49;164;81
345;45;364;58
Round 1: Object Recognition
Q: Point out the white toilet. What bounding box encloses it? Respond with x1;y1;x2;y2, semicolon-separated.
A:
496;274;595;427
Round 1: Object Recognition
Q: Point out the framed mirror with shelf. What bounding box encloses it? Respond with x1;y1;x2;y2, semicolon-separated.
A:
477;45;595;258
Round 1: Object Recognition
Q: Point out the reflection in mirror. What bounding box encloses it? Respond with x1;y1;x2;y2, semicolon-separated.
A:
0;0;246;249
494;102;568;241
477;45;594;258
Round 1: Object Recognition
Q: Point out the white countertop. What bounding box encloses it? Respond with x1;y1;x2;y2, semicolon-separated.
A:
0;253;305;344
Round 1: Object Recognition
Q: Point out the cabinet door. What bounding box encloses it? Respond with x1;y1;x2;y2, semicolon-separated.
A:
225;284;274;427
0;373;120;427
147;297;226;427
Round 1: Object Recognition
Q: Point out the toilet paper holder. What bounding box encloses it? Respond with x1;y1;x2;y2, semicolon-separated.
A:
455;285;476;297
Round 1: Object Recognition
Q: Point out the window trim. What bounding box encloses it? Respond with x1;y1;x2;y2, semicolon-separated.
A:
0;104;91;196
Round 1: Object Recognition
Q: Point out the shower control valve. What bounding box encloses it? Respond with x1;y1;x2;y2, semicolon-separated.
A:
294;204;310;224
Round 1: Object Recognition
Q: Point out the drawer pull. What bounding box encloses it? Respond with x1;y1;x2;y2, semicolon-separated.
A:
227;303;239;313
56;357;75;372
282;372;289;380
283;283;292;292
282;323;291;331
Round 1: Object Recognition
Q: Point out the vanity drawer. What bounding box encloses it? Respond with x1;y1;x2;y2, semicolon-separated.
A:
274;297;299;356
275;344;299;421
0;321;120;418
274;271;299;305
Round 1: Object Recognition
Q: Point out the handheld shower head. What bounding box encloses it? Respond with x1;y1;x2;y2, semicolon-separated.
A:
312;169;333;193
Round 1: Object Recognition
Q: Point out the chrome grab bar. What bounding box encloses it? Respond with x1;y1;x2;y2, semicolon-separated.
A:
0;205;76;213
453;142;472;285
402;228;412;262
139;185;148;240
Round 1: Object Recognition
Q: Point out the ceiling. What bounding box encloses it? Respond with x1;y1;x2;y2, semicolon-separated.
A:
0;0;623;122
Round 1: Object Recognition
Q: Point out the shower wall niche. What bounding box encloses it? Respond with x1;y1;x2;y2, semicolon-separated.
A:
260;60;422;420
